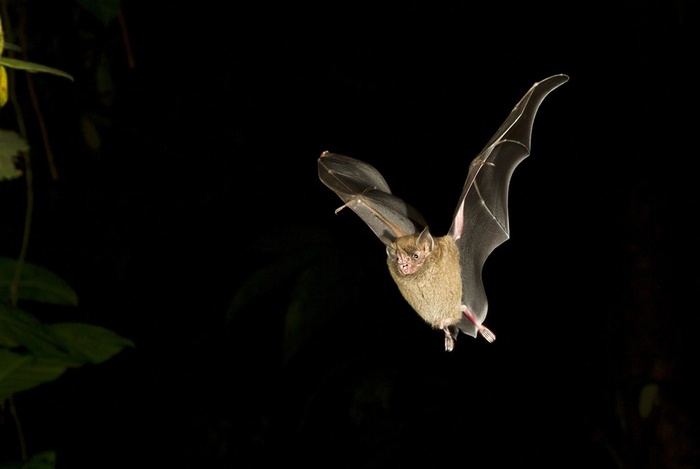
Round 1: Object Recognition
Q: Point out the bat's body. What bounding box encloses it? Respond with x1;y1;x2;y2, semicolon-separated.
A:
386;232;470;351
318;74;568;351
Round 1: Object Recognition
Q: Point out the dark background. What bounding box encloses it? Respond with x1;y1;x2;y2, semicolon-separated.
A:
1;1;698;468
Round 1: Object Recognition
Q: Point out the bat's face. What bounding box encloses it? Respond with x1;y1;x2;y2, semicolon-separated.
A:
386;232;434;276
388;249;423;276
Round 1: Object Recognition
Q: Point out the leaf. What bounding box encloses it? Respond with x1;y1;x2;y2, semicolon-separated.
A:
0;306;134;400
49;322;135;364
0;56;73;82
639;382;659;419
0;349;31;385
0;65;6;107
0;129;28;180
226;227;365;363
282;255;346;362
0;257;78;306
0;350;70;401
0;450;56;469
0;305;70;355
76;0;122;26
26;451;56;469
0;129;29;156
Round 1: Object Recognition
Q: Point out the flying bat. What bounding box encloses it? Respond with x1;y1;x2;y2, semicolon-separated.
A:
318;74;568;351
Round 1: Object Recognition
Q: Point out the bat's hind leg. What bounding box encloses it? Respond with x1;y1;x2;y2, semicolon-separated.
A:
442;326;458;352
461;306;496;343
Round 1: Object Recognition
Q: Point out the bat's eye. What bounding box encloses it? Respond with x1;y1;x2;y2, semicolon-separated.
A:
412;253;419;259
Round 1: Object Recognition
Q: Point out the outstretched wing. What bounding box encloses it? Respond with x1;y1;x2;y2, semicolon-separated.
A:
450;74;569;338
317;151;427;245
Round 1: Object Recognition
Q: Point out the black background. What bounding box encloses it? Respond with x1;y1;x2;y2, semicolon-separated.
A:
1;1;698;468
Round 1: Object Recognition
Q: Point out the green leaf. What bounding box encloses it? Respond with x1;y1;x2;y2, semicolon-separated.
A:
0;305;71;355
0;350;70;401
26;451;56;469
639;382;659;419
0;56;73;81
76;0;121;26
0;450;56;469
0;129;28;180
0;348;31;385
282;256;345;362
49;322;135;364
0;306;134;400
0;257;78;306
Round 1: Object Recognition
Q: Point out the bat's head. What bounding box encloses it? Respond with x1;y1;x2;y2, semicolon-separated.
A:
386;227;434;276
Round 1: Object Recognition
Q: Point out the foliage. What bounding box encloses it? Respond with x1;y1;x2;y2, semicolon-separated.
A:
0;2;133;468
0;56;74;82
0;451;55;469
0;13;74;106
0;129;26;180
0;257;134;402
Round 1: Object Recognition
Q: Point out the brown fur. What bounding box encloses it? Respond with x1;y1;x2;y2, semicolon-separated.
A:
386;232;462;330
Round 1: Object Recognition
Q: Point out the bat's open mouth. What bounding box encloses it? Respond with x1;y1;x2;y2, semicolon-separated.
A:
399;263;411;275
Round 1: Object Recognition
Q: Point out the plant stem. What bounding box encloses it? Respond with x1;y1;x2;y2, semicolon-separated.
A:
8;397;27;462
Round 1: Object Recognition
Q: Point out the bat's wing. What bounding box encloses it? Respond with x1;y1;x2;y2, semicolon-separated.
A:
318;151;427;245
449;74;569;338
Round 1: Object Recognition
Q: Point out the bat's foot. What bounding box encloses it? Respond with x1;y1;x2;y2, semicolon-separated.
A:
461;306;496;343
442;326;456;352
478;326;496;343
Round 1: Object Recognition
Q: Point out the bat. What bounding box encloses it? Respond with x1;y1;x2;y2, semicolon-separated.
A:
317;74;568;351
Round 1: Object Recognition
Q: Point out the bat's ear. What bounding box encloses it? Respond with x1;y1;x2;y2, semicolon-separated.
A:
417;226;434;253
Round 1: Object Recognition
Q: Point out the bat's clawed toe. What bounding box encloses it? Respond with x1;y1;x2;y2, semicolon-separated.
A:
443;327;456;352
444;336;454;352
479;326;496;343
